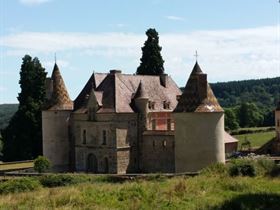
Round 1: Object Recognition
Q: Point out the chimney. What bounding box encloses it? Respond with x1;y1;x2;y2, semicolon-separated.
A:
160;74;168;87
45;77;53;100
198;74;207;100
110;69;122;74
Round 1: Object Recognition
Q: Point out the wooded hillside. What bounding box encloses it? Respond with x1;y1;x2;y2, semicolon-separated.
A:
0;104;18;130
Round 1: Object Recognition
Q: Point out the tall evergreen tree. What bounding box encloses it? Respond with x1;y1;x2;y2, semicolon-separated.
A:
136;28;165;75
2;55;46;161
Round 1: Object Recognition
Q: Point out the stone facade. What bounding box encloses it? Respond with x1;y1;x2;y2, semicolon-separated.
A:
42;62;236;174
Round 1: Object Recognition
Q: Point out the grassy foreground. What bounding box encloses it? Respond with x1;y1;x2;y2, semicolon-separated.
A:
0;175;279;210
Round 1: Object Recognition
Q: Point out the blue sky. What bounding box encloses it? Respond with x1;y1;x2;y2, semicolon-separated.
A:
0;0;280;103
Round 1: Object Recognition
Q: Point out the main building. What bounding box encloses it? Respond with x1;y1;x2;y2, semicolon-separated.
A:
42;62;237;173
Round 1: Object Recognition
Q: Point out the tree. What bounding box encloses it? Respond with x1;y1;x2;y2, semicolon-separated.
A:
238;102;264;128
224;108;239;130
136;28;165;75
34;156;50;173
2;55;46;161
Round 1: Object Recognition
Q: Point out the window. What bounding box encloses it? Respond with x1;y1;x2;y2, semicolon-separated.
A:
153;140;156;149
82;130;87;144
278;120;280;127
163;101;170;109
102;130;107;145
152;119;156;130
148;101;155;110
162;140;167;148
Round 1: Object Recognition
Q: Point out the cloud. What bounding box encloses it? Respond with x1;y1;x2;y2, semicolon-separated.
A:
165;16;185;21
19;0;51;6
1;25;279;83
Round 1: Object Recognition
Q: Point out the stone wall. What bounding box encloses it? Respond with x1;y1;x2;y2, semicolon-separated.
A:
141;131;175;173
73;112;138;174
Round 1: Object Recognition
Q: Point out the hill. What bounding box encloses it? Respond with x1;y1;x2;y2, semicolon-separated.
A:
0;104;18;131
210;77;280;128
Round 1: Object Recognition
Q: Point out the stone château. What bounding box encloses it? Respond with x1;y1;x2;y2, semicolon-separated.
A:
42;62;238;173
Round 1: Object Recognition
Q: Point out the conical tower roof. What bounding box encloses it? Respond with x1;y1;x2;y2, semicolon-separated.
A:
134;81;149;99
47;63;73;110
174;62;223;113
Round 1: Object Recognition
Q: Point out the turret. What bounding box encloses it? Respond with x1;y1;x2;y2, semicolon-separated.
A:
173;62;225;173
42;63;73;172
134;81;149;114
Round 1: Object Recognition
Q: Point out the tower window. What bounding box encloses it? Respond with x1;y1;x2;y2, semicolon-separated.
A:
102;130;107;145
82;129;87;144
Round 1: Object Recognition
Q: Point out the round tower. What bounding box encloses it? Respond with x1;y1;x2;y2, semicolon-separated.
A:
42;63;73;172
173;62;225;173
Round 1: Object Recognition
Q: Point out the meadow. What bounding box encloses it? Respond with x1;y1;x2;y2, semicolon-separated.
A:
0;159;279;210
233;130;275;150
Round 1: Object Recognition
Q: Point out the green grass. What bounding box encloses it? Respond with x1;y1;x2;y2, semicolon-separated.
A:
0;175;279;210
234;131;275;150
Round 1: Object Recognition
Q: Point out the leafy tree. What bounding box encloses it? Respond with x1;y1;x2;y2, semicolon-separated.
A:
2;55;46;161
237;102;264;127
136;28;165;75
224;108;239;130
34;156;50;173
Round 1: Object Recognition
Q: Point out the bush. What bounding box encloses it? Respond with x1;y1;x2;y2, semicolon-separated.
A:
270;165;280;177
228;159;256;177
34;156;50;173
39;174;91;187
0;178;41;194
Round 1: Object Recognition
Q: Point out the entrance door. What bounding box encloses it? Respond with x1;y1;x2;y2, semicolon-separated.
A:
87;153;98;173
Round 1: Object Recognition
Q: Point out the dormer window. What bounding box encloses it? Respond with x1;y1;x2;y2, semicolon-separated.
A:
163;101;170;109
148;101;155;110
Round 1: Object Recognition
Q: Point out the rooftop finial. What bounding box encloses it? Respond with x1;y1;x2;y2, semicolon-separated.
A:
54;53;57;64
194;50;199;62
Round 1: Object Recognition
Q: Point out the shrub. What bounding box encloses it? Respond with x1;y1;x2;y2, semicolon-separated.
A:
256;157;275;176
228;159;256;177
34;156;50;173
39;174;91;187
270;165;280;177
0;178;41;194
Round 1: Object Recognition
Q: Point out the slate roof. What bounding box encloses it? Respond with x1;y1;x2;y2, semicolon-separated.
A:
174;62;223;113
74;70;182;113
46;63;73;110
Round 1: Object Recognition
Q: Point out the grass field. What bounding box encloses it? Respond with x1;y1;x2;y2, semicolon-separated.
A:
0;161;34;172
233;131;275;150
0;175;279;210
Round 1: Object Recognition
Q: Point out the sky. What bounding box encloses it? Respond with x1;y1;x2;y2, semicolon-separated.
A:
0;0;280;104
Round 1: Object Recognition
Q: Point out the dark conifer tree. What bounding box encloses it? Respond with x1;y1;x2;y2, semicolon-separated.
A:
136;28;165;75
2;55;46;161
